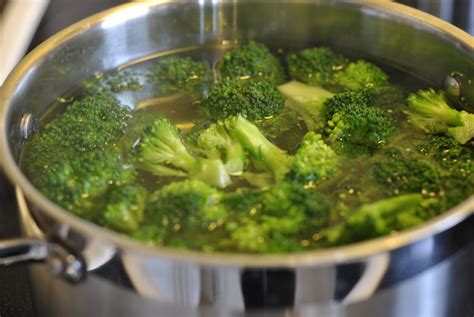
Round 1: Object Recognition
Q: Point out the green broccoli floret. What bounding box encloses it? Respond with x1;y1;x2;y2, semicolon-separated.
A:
262;182;331;229
372;147;441;196
278;82;398;157
24;94;132;174
147;56;212;95
326;194;423;246
277;80;334;130
217;188;266;252
201;79;285;121
405;89;474;144
102;185;148;232
144;179;227;250
323;91;398;156
130;225;166;245
259;186;307;236
261;182;331;252
218;41;286;85
227;115;293;181
287;47;348;88
333;60;389;91
286;132;340;185
196;120;246;175
416;135;474;208
417;135;473;176
326;109;397;156
226;182;331;253
278;82;397;152
216;118;340;187
137;117;231;188
408;197;444;221
146;179;227;230
34;151;135;216
222;188;264;214
83;70;143;94
228;219;268;253
287;47;390;92
322;90;372;122
441;175;474;208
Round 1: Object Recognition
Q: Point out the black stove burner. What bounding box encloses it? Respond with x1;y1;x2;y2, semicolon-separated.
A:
0;172;34;316
0;0;7;14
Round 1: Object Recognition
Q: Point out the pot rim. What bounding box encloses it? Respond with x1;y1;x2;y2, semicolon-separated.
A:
1;0;473;268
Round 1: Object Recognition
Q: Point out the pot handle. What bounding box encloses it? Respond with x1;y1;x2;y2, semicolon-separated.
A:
0;237;86;283
342;252;390;304
0;238;48;264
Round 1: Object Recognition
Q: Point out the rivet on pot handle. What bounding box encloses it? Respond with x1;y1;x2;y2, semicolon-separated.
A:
0;238;86;283
20;113;37;140
443;72;474;112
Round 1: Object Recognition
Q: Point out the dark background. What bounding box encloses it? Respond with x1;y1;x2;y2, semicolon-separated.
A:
0;0;473;316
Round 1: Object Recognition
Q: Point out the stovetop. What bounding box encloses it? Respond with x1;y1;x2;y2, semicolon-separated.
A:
0;1;473;316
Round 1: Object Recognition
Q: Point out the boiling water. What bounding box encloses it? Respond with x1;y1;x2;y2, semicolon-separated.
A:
21;43;449;251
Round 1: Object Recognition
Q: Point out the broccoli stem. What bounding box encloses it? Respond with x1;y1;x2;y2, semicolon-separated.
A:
168;144;197;172
448;115;474;144
138;118;232;188
325;194;422;245
278;81;334;130
139;136;196;172
224;142;246;175
408;94;461;126
144;152;231;188
191;158;233;188
144;164;188;177
242;172;274;187
196;120;247;175
356;193;422;216
231;116;292;181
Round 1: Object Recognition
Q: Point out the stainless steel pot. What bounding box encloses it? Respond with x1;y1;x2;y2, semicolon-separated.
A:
1;1;473;316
